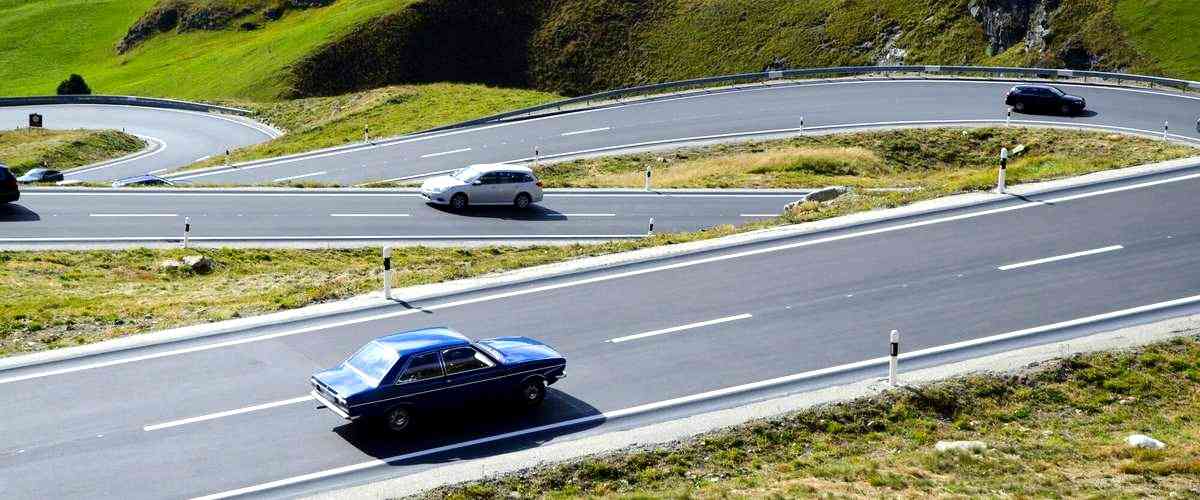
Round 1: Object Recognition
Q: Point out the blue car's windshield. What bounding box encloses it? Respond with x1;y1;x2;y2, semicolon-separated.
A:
344;341;399;387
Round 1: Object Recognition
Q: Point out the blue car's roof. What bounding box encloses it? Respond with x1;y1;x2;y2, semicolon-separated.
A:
374;327;470;356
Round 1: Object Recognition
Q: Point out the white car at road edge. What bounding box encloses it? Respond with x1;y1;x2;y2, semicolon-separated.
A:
420;163;544;210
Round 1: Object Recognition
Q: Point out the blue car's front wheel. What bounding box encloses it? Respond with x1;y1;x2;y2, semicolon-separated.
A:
518;378;546;408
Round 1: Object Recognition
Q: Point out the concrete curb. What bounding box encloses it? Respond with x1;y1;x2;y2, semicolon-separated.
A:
310;314;1200;499
2;155;1198;372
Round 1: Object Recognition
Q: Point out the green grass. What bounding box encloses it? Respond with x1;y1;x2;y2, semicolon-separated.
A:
0;128;144;176
1114;0;1200;79
0;0;403;100
2;127;1194;357
183;83;560;171
1;0;1195;103
538;128;1195;190
428;336;1200;499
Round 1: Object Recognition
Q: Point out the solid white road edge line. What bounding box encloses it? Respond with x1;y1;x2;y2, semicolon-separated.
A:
192;291;1200;500
4;170;1198;385
19;191;800;198
89;213;178;218
0;234;647;243
561;127;611;136
998;245;1124;271
329;214;411;218
144;396;314;432
273;171;327;182
559;213;616;217
420;148;472;159
741;213;779;217
608;314;753;343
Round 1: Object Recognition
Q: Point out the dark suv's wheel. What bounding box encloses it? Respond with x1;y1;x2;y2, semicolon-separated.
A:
1013;101;1026;112
514;193;532;209
517;378;546;408
1060;103;1072;115
384;406;413;433
450;193;468;211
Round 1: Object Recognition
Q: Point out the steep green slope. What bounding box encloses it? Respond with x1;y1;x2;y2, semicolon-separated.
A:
0;0;402;100
0;0;1194;102
1114;0;1200;79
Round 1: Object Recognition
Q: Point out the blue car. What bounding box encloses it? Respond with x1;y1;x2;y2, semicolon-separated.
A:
310;327;566;432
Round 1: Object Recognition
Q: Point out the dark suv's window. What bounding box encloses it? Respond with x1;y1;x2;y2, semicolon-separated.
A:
443;347;493;375
397;351;443;383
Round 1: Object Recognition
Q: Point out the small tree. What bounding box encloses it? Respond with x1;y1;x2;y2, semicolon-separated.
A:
56;74;92;95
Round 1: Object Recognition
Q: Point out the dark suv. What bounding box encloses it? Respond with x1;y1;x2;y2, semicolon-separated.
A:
0;164;18;203
1005;85;1086;115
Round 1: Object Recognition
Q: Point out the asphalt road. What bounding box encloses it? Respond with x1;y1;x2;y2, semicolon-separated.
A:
170;79;1200;185
3;165;1199;498
0;104;277;180
0;189;807;247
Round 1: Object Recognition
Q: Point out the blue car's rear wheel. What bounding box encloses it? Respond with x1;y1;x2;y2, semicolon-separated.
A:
518;378;546;408
385;406;412;433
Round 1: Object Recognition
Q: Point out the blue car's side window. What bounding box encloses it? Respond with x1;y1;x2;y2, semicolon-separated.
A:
443;347;494;375
397;351;444;384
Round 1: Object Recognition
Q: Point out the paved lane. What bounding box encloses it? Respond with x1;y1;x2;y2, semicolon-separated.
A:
171;79;1200;185
0;104;278;180
2;166;1198;498
0;189;809;247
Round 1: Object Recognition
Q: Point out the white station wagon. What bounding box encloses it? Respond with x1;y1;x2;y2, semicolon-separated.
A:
420;163;544;210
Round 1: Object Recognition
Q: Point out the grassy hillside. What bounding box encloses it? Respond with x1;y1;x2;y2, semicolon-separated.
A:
0;0;402;100
0;128;144;176
1114;0;1200;79
2;0;1198;102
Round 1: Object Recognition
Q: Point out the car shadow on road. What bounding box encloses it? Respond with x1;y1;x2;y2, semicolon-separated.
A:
426;204;575;221
1013;109;1099;119
333;388;604;465
0;203;40;222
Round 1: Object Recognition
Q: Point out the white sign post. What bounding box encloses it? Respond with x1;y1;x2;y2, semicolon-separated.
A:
888;329;900;386
997;147;1009;194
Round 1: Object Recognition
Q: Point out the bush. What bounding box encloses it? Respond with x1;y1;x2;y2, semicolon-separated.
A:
56;74;92;95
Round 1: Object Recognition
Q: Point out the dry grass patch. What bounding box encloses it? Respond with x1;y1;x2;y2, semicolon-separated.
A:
538;128;1195;190
0;128;144;176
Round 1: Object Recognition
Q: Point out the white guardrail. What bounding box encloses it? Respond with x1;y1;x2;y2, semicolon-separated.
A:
0;94;251;116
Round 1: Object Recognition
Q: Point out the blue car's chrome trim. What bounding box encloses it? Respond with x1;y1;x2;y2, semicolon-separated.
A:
352;364;564;408
310;390;350;419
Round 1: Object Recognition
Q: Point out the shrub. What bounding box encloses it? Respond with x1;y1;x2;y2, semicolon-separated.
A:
56;74;92;95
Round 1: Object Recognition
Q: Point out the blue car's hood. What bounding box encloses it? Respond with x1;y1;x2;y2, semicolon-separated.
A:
312;364;372;397
481;337;564;364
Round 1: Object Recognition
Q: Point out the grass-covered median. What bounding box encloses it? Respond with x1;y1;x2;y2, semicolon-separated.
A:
428;336;1200;498
0;233;729;357
538;128;1194;190
0;128;145;176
